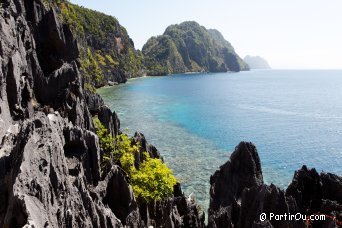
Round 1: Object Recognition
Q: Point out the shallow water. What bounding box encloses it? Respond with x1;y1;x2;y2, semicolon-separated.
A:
98;70;342;211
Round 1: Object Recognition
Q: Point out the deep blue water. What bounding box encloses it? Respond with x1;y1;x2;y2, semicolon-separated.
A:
98;70;342;210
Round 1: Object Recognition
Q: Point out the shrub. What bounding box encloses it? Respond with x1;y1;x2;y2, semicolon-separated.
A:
115;134;138;175
93;117;114;163
131;153;177;202
93;118;177;202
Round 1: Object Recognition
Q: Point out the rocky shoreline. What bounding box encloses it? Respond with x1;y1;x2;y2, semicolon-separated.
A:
0;0;341;227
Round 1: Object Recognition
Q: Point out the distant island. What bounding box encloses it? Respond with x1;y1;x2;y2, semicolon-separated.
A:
244;55;271;69
142;21;249;76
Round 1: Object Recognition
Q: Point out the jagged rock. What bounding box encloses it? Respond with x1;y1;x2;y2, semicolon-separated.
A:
0;112;122;227
85;90;105;114
132;132;162;169
96;166;140;227
207;206;233;228
138;194;205;228
238;184;301;228
35;6;79;75
208;142;342;228
97;106;120;137
209;142;263;212
208;142;264;228
286;166;342;227
63;125;101;185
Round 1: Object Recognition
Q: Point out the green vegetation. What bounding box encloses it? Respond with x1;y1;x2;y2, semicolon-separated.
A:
53;1;143;91
93;118;115;163
115;133;139;175
71;3;144;84
131;153;177;202
93;118;177;202
81;48;104;88
142;21;249;75
58;2;84;36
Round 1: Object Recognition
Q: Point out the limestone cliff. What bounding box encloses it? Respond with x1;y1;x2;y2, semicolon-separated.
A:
56;2;144;88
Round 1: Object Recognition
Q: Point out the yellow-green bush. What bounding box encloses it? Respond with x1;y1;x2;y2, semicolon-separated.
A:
93;117;114;163
114;134;138;175
93;118;177;202
131;153;177;202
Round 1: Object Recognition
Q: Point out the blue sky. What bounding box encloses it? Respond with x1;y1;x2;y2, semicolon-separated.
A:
70;0;342;69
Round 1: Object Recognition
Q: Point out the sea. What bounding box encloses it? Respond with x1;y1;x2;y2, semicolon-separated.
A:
97;69;342;211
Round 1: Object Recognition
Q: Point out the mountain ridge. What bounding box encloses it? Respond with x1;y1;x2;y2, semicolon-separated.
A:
143;21;249;76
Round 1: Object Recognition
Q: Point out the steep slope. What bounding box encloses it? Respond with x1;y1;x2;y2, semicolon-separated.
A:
244;55;271;69
57;2;144;89
142;21;249;75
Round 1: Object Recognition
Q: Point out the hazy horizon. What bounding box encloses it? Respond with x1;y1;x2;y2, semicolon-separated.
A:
70;0;342;70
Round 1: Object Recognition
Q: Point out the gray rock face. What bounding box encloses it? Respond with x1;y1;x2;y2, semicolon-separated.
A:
85;90;105;114
138;184;205;228
97;106;121;137
286;166;342;227
209;142;263;212
208;142;342;228
0;112;122;227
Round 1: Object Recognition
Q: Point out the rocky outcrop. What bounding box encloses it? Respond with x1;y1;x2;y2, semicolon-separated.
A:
0;112;122;227
0;0;205;227
286;166;342;227
208;142;342;228
137;183;205;228
209;142;263;212
133;132;162;165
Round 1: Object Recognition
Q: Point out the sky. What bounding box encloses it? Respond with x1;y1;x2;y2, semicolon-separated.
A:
70;0;342;69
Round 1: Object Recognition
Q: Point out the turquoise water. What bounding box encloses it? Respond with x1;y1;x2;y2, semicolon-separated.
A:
98;70;342;210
